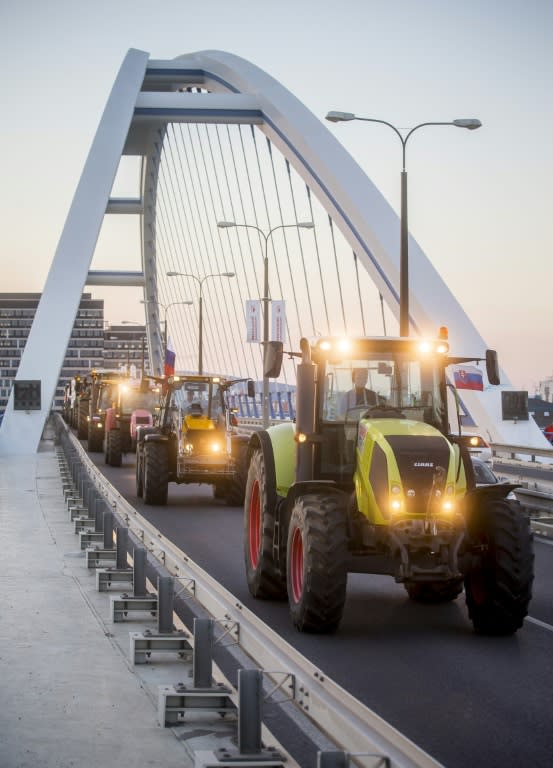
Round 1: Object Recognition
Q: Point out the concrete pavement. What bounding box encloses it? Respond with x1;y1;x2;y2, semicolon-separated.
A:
0;426;233;768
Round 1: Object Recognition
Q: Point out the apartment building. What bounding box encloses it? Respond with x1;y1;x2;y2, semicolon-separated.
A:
0;293;149;419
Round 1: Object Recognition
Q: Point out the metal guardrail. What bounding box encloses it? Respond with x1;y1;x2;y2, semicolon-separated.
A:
58;417;440;768
490;442;553;462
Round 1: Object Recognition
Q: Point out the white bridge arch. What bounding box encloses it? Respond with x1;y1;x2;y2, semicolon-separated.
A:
0;48;542;453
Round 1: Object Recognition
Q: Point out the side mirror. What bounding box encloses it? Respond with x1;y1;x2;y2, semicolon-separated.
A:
264;341;283;378
247;379;256;398
486;350;500;386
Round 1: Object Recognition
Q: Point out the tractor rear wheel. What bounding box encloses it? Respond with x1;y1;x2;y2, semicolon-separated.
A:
87;424;103;452
143;441;168;505
77;405;88;439
286;493;348;633
404;579;463;603
106;430;122;467
243;448;286;599
465;498;534;635
226;444;247;506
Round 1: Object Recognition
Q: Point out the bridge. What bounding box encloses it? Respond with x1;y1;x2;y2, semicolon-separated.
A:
0;47;547;455
1;47;553;768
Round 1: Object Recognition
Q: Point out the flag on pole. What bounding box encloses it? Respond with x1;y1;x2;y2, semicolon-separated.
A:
246;300;261;343
272;300;286;342
453;365;484;391
164;337;176;377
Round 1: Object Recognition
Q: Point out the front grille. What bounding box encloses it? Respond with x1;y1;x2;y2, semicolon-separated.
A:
387;435;450;513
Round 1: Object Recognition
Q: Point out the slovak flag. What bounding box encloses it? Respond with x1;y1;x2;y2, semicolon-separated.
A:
453;365;484;391
164;337;176;377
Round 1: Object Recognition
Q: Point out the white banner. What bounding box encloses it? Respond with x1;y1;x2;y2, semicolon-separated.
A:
246;299;261;343
272;300;286;342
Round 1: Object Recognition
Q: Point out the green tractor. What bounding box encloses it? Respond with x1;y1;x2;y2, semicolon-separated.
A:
244;333;534;635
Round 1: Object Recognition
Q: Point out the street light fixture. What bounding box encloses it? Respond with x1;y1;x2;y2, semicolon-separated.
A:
325;111;482;336
140;299;193;373
217;220;315;427
165;271;235;375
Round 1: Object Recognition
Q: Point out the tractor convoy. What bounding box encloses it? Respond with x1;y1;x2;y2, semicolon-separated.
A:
243;332;534;636
65;328;534;638
65;369;160;464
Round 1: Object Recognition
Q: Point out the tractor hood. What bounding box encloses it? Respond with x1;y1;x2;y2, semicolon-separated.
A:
355;418;465;522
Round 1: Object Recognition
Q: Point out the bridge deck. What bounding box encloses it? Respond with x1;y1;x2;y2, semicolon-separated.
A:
0;428;235;767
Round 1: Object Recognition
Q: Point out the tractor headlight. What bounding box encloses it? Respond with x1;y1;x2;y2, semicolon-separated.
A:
389;483;404;514
441;499;455;514
184;442;194;454
210;441;222;453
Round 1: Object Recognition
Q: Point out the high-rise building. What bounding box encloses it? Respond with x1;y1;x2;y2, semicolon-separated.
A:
103;324;149;375
0;293;149;420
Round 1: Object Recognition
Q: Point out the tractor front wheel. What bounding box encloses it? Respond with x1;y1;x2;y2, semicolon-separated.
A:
465;499;534;635
143;441;168;505
243;448;286;599
286;493;348;633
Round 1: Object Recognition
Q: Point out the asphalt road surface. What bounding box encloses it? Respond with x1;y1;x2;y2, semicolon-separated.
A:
92;450;553;768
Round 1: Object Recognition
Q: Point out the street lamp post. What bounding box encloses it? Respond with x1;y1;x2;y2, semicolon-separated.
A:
217;220;314;428
325;111;482;336
140;299;192;373
165;272;235;375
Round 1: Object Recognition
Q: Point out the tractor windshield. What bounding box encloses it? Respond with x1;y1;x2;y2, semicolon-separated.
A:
322;352;445;430
179;379;223;422
121;387;160;414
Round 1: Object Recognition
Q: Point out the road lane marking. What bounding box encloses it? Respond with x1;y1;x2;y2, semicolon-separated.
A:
525;616;553;632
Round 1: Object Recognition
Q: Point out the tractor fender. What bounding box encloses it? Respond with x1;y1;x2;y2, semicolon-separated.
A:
284;480;346;512
136;425;158;445
144;433;170;444
104;407;117;433
247;422;296;498
465;483;521;506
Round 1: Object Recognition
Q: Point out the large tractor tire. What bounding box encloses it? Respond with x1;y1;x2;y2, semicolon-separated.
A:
87;424;103;453
226;444;248;506
404;579;463;604
243;448;287;599
286;493;348;633
108;429;123;467
106;430;122;467
464;499;534;635
143;441;169;505
136;444;144;498
77;405;88;440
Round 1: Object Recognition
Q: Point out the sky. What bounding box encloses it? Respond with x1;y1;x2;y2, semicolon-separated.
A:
1;0;552;392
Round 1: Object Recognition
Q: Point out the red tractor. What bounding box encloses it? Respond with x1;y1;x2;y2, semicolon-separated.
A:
102;377;161;467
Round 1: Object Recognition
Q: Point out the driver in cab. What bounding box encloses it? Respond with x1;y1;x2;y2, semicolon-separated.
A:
337;368;379;417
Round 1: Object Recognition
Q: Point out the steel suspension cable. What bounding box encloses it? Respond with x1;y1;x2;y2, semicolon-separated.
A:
193;122;247;374
353;252;367;335
305;185;331;335
265;138;302;340
328;215;348;335
285;159;315;335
